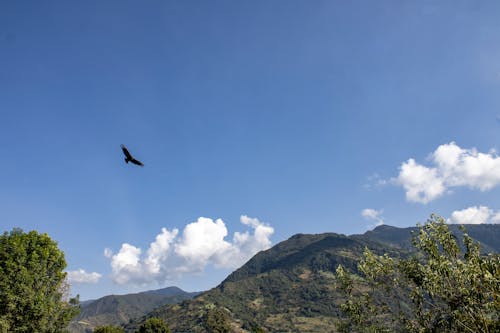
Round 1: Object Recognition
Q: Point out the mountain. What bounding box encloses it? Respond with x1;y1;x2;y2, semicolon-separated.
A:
127;224;500;333
362;224;500;253
143;286;188;296
68;287;200;333
125;233;403;332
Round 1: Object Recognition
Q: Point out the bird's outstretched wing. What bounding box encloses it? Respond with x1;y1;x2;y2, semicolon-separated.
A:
130;158;144;167
121;144;133;160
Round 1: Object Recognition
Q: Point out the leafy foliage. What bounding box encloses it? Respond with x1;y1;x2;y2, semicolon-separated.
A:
250;325;265;333
336;214;500;332
0;228;79;332
93;325;124;333
137;317;170;333
204;306;231;333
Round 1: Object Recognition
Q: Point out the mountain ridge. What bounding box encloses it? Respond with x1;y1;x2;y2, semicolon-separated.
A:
362;223;500;253
125;223;500;332
68;286;200;333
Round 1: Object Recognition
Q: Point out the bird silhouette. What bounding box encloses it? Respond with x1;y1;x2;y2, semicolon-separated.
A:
121;144;144;167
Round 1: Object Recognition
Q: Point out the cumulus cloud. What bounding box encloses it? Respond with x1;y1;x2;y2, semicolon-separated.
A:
175;218;231;268
107;216;274;286
395;142;500;203
145;228;179;274
397;159;445;203
109;243;144;284
361;208;384;227
448;206;500;224
67;269;102;284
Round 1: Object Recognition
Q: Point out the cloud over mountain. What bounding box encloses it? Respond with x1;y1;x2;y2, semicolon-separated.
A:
106;216;274;286
448;206;500;224
361;208;384;227
395;142;500;203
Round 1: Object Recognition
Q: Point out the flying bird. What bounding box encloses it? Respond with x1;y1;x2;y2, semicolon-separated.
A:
121;144;144;167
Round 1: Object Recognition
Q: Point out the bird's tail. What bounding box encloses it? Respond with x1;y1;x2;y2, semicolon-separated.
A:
124;158;129;164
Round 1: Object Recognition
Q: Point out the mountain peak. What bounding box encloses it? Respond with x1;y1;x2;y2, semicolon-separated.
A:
144;286;186;296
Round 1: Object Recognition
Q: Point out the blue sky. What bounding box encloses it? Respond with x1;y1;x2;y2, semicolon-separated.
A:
1;1;499;300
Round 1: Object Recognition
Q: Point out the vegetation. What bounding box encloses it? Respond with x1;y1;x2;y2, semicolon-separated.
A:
0;228;79;333
137;317;170;333
204;306;231;333
250;326;265;333
336;214;500;332
8;213;497;332
117;223;500;332
93;326;124;333
68;287;198;333
128;233;401;332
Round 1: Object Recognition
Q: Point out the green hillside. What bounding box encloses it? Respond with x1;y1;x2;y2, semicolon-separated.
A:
68;287;199;333
125;233;403;332
126;224;500;333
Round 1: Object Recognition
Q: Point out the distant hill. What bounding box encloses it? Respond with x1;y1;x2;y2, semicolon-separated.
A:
143;286;189;296
68;287;200;333
362;224;500;253
126;224;500;333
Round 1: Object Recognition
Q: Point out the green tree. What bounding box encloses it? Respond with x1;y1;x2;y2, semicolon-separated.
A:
137;317;170;333
0;228;79;332
93;325;124;333
336;214;500;332
94;325;124;333
251;326;266;333
204;306;231;333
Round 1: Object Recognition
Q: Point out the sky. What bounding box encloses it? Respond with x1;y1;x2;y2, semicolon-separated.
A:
1;1;499;300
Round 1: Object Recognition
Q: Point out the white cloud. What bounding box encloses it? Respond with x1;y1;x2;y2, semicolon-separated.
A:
448;206;500;224
145;227;178;275
395;142;500;203
175;217;231;268
67;269;102;284
397;159;445;203
492;212;500;223
433;143;500;190
106;216;274;286
221;215;274;268
361;208;384;227
108;228;180;285
109;243;143;284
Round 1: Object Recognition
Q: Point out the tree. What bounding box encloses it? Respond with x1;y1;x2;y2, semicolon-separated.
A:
94;325;124;333
93;325;124;333
251;326;266;333
336;214;500;332
204;306;231;333
0;228;79;332
93;326;124;333
137;317;170;333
